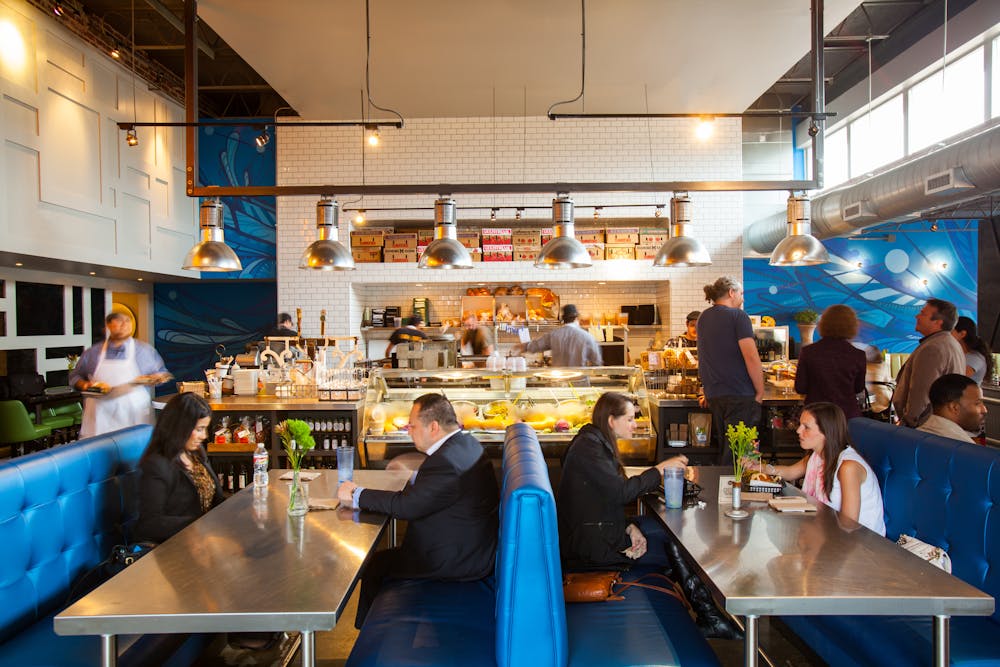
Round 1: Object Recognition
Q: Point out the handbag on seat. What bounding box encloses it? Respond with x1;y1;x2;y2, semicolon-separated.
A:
562;571;688;607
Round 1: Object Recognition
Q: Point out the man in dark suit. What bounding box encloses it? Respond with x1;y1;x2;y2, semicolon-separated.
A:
337;393;499;628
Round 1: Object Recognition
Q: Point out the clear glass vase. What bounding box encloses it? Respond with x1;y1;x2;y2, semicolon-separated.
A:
287;469;309;517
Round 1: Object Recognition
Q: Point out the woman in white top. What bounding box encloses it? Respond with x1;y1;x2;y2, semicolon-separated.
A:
752;402;885;535
952;316;994;385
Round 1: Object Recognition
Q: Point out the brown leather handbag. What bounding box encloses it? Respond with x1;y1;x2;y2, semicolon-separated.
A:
563;571;689;606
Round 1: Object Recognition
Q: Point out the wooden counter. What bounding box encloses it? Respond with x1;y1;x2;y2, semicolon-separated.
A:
153;393;363;412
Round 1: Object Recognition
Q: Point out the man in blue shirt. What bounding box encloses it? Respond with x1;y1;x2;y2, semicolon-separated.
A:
696;277;764;464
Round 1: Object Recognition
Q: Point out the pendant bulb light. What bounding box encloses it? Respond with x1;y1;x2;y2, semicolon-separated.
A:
418;197;473;269
182;198;243;272
769;193;830;266
652;193;712;267
534;194;592;269
300;197;356;270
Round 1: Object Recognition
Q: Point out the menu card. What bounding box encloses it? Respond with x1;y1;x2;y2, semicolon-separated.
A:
768;496;817;513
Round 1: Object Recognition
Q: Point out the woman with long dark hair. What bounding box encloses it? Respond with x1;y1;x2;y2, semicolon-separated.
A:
952;316;994;385
135;392;223;543
750;402;884;534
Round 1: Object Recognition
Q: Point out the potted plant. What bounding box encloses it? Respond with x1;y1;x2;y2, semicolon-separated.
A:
794;309;820;346
277;419;316;516
726;421;759;518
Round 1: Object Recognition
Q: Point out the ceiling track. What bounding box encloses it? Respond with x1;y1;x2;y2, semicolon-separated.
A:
183;0;830;200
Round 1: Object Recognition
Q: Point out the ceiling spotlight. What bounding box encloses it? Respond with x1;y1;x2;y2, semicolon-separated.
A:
594;207;601;220
110;46;121;59
929;222;939;232
88;271;96;276
515;209;523;221
255;128;270;148
769;193;829;266
354;209;366;225
654;205;664;218
300;197;355;271
490;208;497;222
653;193;712;267
535;195;592;270
695;117;715;141
53;4;65;16
182;198;242;272
419;197;474;269
125;128;138;147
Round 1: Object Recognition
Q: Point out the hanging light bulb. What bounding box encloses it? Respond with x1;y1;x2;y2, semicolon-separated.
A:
299;198;355;270
653;193;712;267
419;197;474;269
183;198;242;272
654;205;664;218
110;45;121;59
255;127;270;148
125;127;139;147
354;209;366;225
367;127;380;147
769;193;829;266
535;194;592;269
695;117;715;141
490;208;497;222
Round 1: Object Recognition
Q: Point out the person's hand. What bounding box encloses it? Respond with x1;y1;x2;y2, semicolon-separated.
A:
697;394;708;408
740;455;761;471
656;455;688;473
336;481;357;506
755;390;764;404
623;523;647;559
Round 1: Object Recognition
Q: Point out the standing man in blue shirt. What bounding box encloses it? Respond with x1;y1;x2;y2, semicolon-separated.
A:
696;277;764;464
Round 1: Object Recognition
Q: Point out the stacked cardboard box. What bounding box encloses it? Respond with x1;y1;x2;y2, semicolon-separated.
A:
512;229;541;262
638;227;667;261
482;227;512;262
605;227;639;260
383;233;418;262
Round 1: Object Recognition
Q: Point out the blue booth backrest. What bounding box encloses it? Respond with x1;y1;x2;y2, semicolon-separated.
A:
0;425;153;644
497;424;568;667
849;419;1000;624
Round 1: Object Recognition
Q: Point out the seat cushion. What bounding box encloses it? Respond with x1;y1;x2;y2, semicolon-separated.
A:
782;613;1000;667
565;568;720;667
347;578;497;667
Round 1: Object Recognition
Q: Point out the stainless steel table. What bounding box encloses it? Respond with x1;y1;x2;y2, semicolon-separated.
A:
627;466;994;667
55;468;411;667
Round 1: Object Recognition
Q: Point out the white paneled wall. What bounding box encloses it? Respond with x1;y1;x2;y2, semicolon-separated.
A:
277;116;744;337
0;0;196;276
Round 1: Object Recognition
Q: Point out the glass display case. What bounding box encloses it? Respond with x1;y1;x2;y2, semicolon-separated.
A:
754;325;790;362
360;366;654;467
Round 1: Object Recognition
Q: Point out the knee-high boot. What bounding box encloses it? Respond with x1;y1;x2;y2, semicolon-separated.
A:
664;539;744;640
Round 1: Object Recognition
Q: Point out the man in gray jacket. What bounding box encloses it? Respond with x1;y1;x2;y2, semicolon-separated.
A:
893;298;966;427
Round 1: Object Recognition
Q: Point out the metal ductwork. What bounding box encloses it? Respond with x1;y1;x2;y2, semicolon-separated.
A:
746;120;1000;253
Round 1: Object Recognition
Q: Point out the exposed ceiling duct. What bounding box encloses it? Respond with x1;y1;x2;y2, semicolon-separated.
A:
746;120;1000;253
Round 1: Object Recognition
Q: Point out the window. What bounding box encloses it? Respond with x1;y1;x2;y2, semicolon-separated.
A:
850;95;904;176
824;128;849;187
909;47;985;152
993;36;1000;119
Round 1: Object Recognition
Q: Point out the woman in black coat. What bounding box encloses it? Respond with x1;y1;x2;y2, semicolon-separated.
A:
558;392;687;571
794;305;867;419
134;392;224;543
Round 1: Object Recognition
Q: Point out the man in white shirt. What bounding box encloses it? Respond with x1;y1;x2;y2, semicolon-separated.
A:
518;304;602;367
917;373;987;444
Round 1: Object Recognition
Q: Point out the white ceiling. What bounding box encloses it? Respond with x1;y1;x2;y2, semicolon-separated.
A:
198;0;859;120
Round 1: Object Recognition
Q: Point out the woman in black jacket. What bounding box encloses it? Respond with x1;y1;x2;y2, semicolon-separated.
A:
558;392;687;571
135;392;223;543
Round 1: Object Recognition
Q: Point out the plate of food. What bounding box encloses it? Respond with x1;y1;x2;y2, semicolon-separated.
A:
81;382;112;397
133;373;172;385
742;470;784;493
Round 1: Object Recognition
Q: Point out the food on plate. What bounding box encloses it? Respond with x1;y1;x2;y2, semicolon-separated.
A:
760;316;776;327
554;419;572;432
88;382;111;394
509;285;524;295
494;286;508;296
495;303;515;322
743;470;783;486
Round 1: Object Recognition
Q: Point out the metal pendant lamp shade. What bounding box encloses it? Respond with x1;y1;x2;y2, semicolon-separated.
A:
418;197;473;269
534;195;592;269
769;194;830;266
299;198;355;270
653;193;711;267
182;198;243;272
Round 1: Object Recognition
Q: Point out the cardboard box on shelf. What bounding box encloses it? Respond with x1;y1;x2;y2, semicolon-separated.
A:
352;247;382;263
384;233;418;250
606;228;640;245
482;228;513;244
640;228;669;246
383;248;417;263
605;244;636;260
636;245;660;260
540;227;554;245
350;231;384;247
470;249;483;262
513;247;539;262
585;243;605;260
512;229;541;247
575;227;605;244
482;244;513;261
456;231;481;249
417;229;434;244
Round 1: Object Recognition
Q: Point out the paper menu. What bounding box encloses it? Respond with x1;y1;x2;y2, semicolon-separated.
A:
768;496;817;513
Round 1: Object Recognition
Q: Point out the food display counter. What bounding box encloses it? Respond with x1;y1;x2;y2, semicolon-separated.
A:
360;366;654;467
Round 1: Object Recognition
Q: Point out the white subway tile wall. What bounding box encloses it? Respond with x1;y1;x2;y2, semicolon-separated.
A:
276;116;743;338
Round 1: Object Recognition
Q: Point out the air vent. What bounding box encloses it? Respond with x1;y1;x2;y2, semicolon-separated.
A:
924;167;974;196
842;200;878;222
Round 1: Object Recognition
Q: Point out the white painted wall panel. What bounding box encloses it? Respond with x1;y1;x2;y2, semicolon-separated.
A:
0;2;37;92
119;192;151;260
2;94;38;144
40;88;101;209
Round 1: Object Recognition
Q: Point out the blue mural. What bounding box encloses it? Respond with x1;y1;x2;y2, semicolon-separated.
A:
153;282;277;388
744;220;978;354
197;123;276;279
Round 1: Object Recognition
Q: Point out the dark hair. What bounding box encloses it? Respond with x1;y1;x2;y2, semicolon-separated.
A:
412;393;459;430
686;311;701;322
278;312;293;326
406;315;423;326
818;304;859;339
590;392;633;461
562;304;579;323
954;316;994;381
802;402;851;499
703;276;742;303
928;373;977;409
925;298;958;331
141;392;212;467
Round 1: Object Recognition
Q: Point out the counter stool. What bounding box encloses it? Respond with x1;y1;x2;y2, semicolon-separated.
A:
0;400;53;456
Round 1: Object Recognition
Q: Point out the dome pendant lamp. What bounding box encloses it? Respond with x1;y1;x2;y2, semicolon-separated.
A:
418;197;473;269
769;193;829;266
182;198;243;272
652;193;712;267
299;197;355;270
534;194;592;269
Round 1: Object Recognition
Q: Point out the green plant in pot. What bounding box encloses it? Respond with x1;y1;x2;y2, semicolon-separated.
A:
726;421;759;517
794;309;820;346
277;419;315;516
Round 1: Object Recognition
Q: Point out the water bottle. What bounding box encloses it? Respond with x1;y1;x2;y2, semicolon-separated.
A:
253;441;269;487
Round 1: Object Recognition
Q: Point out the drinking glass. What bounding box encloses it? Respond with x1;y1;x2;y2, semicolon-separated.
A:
337;446;355;483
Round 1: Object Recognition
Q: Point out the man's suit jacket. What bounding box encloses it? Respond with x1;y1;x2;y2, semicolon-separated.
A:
359;430;499;581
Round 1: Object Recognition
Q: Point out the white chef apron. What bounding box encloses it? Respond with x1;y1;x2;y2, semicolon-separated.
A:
79;337;152;439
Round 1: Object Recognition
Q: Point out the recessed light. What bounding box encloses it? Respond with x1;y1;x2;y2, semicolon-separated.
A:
14;262;23;267
137;277;143;282
89;271;96;275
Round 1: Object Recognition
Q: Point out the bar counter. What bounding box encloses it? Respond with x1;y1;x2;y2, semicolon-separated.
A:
152;394;363;412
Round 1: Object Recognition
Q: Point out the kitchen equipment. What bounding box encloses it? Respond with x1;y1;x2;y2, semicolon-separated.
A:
412;297;430;324
233;369;259;395
622;304;657;326
371;308;386;327
384;306;401;327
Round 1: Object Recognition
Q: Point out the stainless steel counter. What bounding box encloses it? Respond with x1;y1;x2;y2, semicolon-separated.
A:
55;468;410;667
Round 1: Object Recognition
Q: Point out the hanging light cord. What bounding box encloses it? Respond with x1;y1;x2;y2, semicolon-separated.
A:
130;0;136;128
547;0;586;117
365;0;404;126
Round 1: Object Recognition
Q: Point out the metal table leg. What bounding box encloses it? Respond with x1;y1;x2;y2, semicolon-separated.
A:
101;634;117;667
933;615;950;667
300;630;315;667
389;517;398;547
744;615;759;667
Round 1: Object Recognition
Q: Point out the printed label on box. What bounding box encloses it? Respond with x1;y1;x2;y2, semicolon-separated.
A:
512;229;541;246
456;231;481;249
417;229;434;243
482;244;514;261
585;243;605;260
383;248;417;263
482;228;513;244
606;228;640;244
636;245;660;260
575;227;605;244
605;244;636;260
384;233;418;249
350;231;384;247
351;247;382;262
513;248;539;261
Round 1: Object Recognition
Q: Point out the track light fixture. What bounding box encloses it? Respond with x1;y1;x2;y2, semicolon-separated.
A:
255;127;270;148
125;127;138;147
366;124;380;147
110;45;121;59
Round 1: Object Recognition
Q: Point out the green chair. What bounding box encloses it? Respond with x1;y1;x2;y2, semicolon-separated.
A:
40;409;76;444
50;401;83;425
0;400;52;455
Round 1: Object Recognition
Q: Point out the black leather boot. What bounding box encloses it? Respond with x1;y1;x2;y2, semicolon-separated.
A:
665;540;744;640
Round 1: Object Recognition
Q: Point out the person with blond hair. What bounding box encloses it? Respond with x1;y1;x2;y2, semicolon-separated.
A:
794;305;867;418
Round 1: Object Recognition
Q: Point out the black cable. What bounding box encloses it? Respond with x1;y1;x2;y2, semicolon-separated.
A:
365;0;404;127
546;0;586;118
